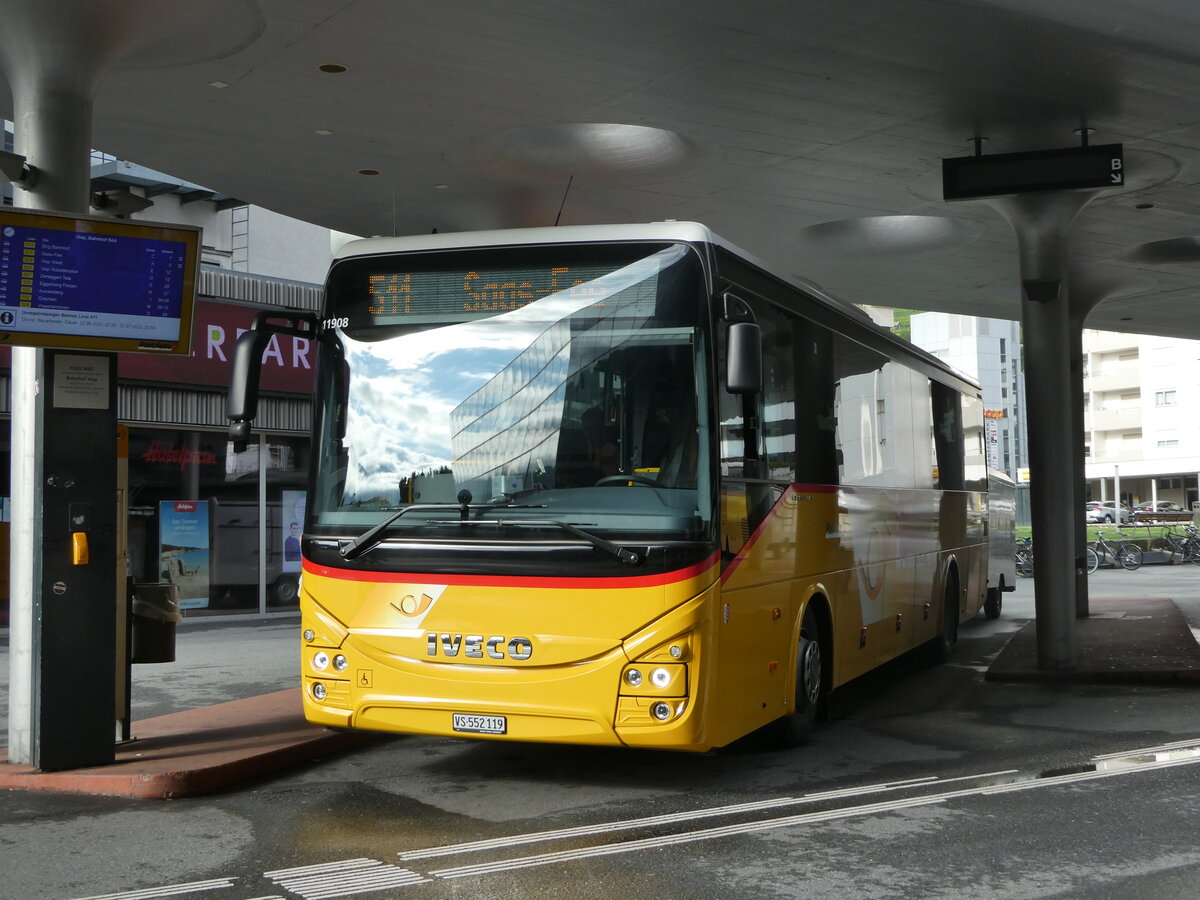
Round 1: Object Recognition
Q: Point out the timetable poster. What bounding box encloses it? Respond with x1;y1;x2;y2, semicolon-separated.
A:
159;500;211;610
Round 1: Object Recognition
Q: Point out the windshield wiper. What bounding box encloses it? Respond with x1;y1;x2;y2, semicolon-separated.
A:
495;519;642;566
340;490;545;560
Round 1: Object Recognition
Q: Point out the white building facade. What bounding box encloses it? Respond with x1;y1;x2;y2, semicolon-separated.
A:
909;312;1028;481
1083;329;1200;509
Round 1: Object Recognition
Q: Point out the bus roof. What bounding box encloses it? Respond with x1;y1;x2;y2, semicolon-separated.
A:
333;221;725;259
333;221;979;393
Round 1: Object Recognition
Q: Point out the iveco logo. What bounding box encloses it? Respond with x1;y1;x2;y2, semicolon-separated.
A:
426;633;533;660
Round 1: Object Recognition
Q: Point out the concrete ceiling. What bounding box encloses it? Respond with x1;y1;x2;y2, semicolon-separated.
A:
6;0;1200;336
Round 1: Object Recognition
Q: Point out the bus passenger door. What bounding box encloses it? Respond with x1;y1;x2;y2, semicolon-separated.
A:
711;295;794;738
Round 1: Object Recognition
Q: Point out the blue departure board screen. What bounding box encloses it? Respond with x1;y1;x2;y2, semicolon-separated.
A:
0;207;200;354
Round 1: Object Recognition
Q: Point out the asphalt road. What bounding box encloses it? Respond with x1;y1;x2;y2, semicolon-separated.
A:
3;565;1200;899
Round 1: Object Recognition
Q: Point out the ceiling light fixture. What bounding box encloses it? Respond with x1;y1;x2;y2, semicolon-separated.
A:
319;63;347;74
315;129;334;136
209;80;230;89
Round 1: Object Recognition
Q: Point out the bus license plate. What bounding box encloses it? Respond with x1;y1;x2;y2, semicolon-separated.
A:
452;713;507;735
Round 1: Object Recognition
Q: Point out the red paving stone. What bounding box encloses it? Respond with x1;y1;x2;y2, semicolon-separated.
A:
0;689;370;799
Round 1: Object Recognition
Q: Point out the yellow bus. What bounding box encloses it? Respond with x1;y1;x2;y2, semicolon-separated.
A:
228;222;991;751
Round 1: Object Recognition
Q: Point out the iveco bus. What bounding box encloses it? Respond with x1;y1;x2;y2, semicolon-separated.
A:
227;222;994;751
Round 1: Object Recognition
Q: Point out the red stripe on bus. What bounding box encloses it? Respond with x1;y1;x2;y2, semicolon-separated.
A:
302;551;721;590
721;483;838;583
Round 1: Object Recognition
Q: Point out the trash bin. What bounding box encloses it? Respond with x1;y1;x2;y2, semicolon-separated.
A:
130;583;183;664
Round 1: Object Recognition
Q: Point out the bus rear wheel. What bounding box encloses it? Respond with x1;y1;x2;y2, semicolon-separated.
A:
776;606;826;747
929;572;959;664
984;580;1003;619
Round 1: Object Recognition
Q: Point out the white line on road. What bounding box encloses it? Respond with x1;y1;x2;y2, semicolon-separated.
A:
264;858;429;899
68;879;236;900
426;754;1200;880
398;770;1017;861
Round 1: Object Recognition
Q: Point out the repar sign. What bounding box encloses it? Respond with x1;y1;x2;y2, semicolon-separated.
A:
205;323;312;370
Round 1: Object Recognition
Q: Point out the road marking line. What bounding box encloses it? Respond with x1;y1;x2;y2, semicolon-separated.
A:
68;879;236;900
398;771;1016;861
430;796;945;879
264;858;429;899
1092;737;1200;760
427;755;1200;879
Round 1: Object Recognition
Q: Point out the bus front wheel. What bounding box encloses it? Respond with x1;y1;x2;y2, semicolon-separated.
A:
776;605;827;747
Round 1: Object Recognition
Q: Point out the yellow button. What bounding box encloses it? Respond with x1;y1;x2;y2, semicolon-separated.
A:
72;532;89;565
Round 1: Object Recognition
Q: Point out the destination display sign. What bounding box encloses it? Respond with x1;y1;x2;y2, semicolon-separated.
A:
0;207;200;354
942;144;1124;201
364;262;620;320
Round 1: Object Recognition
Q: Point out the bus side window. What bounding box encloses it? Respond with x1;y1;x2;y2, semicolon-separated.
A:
794;319;837;485
931;380;965;491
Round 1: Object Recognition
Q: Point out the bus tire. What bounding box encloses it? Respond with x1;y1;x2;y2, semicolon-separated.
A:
930;570;959;664
776;605;827;747
984;580;1003;619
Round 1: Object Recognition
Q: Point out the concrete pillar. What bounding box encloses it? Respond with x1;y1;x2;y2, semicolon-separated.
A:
2;44;102;768
988;191;1098;669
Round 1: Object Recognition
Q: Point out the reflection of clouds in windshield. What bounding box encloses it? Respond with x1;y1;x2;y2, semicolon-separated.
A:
340;246;685;502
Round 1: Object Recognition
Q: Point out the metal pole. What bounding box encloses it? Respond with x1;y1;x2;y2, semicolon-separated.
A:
1068;317;1089;617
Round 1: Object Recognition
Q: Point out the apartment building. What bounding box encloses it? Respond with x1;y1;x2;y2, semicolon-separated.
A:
1084;330;1200;509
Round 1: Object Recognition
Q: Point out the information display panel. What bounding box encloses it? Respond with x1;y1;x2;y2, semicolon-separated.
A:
942;144;1124;201
0;207;201;354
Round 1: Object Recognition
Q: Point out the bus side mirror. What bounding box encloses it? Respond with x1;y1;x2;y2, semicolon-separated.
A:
227;311;319;451
227;329;270;451
726;321;762;394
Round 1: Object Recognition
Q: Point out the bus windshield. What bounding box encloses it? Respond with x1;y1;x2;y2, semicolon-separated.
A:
309;242;713;543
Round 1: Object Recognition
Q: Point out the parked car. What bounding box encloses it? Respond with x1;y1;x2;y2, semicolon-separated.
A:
1084;501;1132;524
1131;501;1194;523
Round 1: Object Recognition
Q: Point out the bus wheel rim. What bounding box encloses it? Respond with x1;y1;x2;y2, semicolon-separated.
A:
801;640;822;707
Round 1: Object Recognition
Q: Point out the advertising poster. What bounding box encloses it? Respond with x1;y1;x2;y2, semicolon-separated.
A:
986;417;1000;468
159;500;210;610
282;490;306;573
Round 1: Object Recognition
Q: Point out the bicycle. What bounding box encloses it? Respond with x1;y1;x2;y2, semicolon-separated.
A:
1159;525;1200;565
1014;537;1034;577
1087;531;1143;573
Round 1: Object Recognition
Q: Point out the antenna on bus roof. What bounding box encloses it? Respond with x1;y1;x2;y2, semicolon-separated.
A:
554;175;574;226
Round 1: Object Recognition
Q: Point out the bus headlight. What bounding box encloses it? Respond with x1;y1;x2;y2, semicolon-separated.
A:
312;651;330;671
652;702;672;720
333;654;349;671
620;663;686;695
312;682;327;701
